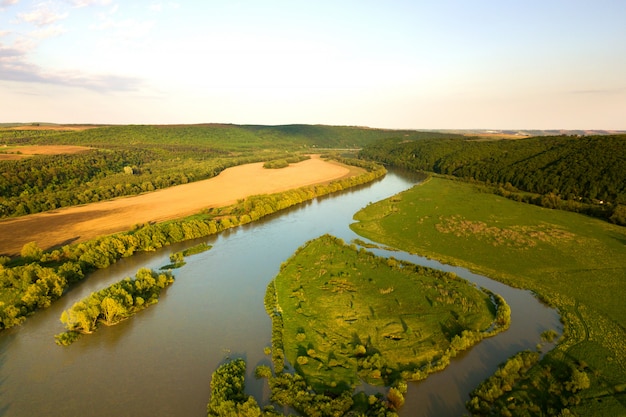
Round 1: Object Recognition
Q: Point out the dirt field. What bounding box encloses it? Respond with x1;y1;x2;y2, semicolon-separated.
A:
0;145;92;160
6;125;102;131
0;156;361;257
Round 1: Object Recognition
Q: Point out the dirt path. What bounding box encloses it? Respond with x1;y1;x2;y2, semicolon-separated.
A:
0;156;359;257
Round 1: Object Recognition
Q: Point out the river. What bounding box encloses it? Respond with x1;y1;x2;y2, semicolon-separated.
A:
0;170;561;416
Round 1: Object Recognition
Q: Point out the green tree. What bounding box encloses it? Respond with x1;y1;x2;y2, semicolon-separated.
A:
20;241;43;261
100;297;125;325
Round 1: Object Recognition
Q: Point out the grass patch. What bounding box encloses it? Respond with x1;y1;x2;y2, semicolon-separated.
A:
267;234;507;392
351;176;626;415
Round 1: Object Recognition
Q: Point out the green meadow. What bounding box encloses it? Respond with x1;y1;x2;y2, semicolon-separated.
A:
267;234;508;392
351;176;626;415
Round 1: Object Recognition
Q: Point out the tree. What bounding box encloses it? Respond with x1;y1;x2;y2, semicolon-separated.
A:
21;241;43;261
101;297;125;325
610;204;626;226
565;368;590;393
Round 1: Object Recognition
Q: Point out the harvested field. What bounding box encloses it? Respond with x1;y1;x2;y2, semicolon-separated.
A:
0;145;92;160
0;156;360;256
5;125;102;131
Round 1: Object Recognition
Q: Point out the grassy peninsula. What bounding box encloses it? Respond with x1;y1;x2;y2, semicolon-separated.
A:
351;176;626;416
262;234;509;413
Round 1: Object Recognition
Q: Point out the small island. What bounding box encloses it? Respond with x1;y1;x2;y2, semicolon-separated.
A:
55;268;174;345
257;234;509;414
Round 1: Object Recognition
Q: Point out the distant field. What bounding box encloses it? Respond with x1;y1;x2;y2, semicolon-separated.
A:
0;156;356;256
5;125;102;131
0;145;92;160
351;176;626;415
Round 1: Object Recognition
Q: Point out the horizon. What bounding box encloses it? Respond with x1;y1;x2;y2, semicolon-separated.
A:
1;122;624;135
1;1;625;130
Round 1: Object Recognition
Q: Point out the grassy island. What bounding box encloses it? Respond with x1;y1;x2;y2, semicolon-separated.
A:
351;176;626;416
55;268;174;345
265;235;509;394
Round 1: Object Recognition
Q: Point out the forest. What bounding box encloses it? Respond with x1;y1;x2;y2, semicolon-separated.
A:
358;134;626;225
0;124;447;218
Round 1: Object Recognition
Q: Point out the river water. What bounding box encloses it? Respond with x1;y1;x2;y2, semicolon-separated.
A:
0;170;561;417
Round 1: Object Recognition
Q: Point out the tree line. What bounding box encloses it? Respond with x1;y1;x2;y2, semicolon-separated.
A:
55;268;174;345
359;134;626;225
0;147;288;218
466;349;591;416
0;158;385;330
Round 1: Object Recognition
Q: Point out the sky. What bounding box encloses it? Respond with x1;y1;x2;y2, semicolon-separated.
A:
1;1;625;129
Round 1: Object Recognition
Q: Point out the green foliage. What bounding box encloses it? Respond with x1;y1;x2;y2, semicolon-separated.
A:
182;242;212;257
267;235;504;392
20;241;43;261
0;123;432;218
263;159;289;169
207;359;280;417
467;350;596;416
0;157;384;331
359;134;626;222
55;268;173;344
351;177;626;416
162;243;212;269
263;155;310;169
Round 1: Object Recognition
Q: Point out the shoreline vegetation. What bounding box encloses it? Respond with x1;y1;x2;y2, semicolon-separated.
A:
0;157;385;331
263;235;510;414
55;268;174;346
350;175;626;416
203;234;510;416
160;242;212;270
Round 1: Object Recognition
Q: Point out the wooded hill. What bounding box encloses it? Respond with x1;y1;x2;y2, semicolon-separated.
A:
0;124;448;219
359;134;626;224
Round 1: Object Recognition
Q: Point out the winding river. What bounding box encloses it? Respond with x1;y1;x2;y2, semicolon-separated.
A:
0;170;561;417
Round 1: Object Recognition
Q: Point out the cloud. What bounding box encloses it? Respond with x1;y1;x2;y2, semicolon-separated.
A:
0;39;144;92
148;2;179;13
1;0;20;7
17;3;69;26
66;0;112;7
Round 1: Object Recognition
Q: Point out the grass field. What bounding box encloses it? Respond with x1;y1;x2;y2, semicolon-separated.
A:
269;234;504;392
351;176;626;415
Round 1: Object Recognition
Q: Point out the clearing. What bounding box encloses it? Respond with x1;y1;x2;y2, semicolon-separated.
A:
0;145;92;160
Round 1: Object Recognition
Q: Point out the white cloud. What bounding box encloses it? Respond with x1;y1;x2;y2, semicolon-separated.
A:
1;0;20;7
66;0;111;7
32;24;67;39
0;36;143;92
17;3;69;27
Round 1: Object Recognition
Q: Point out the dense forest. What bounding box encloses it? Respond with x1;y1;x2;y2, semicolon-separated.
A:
359;134;626;224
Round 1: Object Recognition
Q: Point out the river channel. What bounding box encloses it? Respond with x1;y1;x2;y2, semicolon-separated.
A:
0;170;561;417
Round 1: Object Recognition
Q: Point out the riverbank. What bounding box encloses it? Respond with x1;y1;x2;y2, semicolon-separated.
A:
0;155;358;257
350;176;626;416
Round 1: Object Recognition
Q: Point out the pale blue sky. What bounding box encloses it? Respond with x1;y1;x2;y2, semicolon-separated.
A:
1;0;625;129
